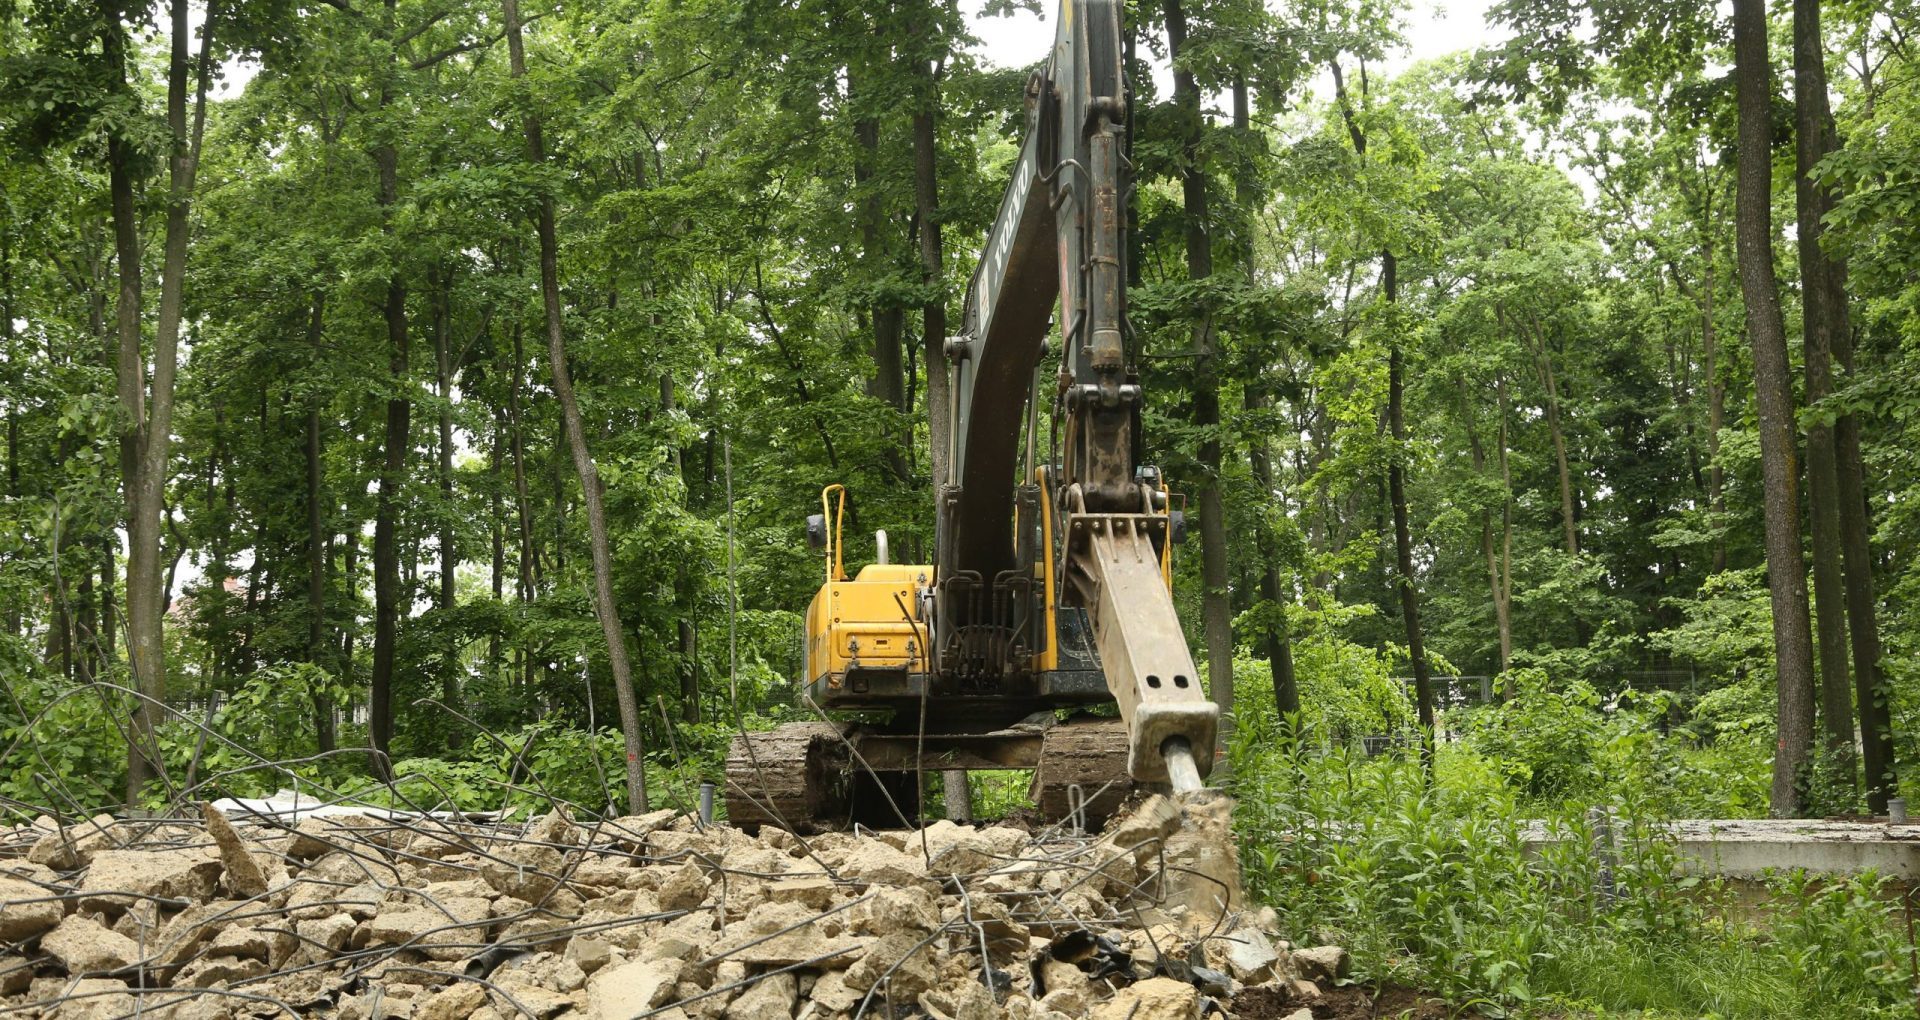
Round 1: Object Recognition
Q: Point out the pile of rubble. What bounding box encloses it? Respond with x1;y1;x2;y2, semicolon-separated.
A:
0;791;1347;1019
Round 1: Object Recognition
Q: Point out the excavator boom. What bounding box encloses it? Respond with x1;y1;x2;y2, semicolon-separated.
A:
942;0;1216;788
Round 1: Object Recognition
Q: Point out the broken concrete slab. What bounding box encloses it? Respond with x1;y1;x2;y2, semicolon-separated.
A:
491;979;576;1018
724;971;796;1020
415;981;488;1020
1090;976;1200;1020
40;916;138;975
77;848;222;914
28;814;120;872
656;860;710;912
201;803;270;898
1217;927;1282;984
834;840;932;890
0;876;65;942
42;976;135;1020
588;958;683;1020
848;885;938;935
842;929;936;997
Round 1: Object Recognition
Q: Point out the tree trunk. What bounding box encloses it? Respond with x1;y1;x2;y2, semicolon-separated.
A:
369;139;410;774
912;48;967;819
508;324;538;601
1835;341;1894;813
1164;0;1234;745
1701;233;1727;574
113;0;210;803
678;616;700;724
1493;375;1514;672
1383;255;1435;769
432;266;460;744
1247;387;1298;717
100;540;115;668
1792;0;1856;793
75;559;96;683
490;407;506;673
1330;60;1433;761
1734;0;1817;818
3;224;17;638
1530;320;1580;557
1461;374;1511;675
913;60;950;496
1793;0;1895;812
505;0;648;813
340;534;358;684
852;73;910;485
1232;78;1296;721
305;292;335;753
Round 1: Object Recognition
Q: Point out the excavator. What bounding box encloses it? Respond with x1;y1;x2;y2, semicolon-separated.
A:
724;0;1217;831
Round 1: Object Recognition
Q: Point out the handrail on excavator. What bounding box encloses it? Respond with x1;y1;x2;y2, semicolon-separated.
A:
819;484;847;583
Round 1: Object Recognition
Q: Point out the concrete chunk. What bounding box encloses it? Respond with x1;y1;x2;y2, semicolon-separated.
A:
656;861;709;912
173;954;269;989
1090;977;1199;1020
842;930;936;997
1292;944;1349;982
848;886;938;936
78;848;222;914
28;814;119;871
491;980;575;1018
416;981;488;1020
725;972;795;1020
587;958;682;1020
44;977;134;1020
201;803;270;898
1104;795;1181;855
41;916;139;974
836;841;931;889
766;876;836;910
0;876;65;941
1218;927;1281;983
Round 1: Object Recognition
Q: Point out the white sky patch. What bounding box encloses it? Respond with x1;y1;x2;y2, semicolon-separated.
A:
965;0;1504;84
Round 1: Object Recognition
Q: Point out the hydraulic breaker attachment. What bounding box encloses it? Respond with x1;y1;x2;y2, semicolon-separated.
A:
1064;509;1218;789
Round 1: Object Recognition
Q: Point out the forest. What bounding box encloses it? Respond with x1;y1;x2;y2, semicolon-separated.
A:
2;0;1919;1012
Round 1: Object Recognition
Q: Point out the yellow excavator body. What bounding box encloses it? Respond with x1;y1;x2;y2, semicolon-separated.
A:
803;563;930;687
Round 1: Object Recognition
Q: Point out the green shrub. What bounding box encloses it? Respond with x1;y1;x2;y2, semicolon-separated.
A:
1463;669;1606;802
1230;730;1911;1018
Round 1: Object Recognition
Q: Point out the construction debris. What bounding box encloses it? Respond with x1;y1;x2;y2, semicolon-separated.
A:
0;792;1345;1018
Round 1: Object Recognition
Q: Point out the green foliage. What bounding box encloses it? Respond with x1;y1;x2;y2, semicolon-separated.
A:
1231;621;1415;746
1649;569;1776;680
1464;669;1607;801
1233;734;1912;1017
0;654;132;818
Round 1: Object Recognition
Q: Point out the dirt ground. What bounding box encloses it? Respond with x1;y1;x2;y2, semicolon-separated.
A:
1232;983;1459;1019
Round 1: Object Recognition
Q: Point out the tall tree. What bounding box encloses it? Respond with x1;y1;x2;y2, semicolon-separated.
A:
1792;0;1854;795
1331;56;1436;768
1793;0;1895;813
115;0;217;802
1234;78;1298;719
1732;0;1816;817
502;0;648;813
1163;0;1236;738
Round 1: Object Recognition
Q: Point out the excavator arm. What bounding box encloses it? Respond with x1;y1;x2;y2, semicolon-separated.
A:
940;0;1216;789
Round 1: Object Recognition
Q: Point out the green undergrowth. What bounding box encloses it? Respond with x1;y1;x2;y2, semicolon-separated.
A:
1229;718;1912;1018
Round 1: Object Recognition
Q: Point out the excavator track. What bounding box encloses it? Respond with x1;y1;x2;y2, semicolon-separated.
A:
1028;715;1136;829
723;722;850;834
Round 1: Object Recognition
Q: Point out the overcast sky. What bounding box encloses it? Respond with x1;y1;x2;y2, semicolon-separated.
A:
964;0;1504;94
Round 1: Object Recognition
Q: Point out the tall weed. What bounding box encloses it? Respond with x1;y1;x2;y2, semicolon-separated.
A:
1229;714;1911;1018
